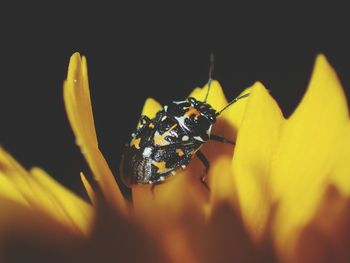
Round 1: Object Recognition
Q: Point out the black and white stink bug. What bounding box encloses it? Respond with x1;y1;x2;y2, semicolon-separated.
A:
120;56;249;190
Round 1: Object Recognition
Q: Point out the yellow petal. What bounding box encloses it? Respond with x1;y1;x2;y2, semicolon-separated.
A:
31;167;93;235
0;147;39;205
65;55;98;147
209;84;252;210
0;174;28;206
232;82;284;243
141;97;162;119
0;148;62;214
0;147;92;235
210;156;236;208
222;86;252;132
80;172;97;206
0;149;29;206
271;55;349;246
63;52;127;214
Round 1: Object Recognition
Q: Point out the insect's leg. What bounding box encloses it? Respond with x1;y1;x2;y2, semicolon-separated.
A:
196;151;210;173
210;134;235;145
139;115;151;125
196;150;210;190
151;183;158;194
150;177;166;194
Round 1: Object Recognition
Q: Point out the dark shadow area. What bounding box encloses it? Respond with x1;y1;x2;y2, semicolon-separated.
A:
294;185;350;263
0;3;349;199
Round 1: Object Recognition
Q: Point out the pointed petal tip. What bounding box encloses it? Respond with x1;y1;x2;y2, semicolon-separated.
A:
210;79;222;88
70;52;81;60
251;81;267;89
312;53;339;82
80;172;97;205
296;52;347;115
209;80;224;95
316;53;336;70
66;52;89;81
315;53;328;65
196;79;223;94
68;52;82;68
142;97;162;118
249;81;270;97
81;54;88;67
144;97;160;106
66;53;83;82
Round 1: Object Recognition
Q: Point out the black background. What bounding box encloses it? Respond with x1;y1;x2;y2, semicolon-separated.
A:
0;3;349;198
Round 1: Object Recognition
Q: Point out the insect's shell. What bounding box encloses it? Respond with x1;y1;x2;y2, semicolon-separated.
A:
120;97;217;187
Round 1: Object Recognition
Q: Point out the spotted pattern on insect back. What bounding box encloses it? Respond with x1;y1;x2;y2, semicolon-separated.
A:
120;89;249;187
120;97;217;186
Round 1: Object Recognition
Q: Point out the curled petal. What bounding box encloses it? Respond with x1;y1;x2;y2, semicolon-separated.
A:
63;53;127;214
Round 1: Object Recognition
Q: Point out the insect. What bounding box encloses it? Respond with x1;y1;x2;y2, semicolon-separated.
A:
120;55;249;190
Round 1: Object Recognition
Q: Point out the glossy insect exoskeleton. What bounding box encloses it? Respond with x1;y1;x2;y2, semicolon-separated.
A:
120;57;249;189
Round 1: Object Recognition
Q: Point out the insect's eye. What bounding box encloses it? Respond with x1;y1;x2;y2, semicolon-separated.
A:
188;97;197;105
188;116;211;139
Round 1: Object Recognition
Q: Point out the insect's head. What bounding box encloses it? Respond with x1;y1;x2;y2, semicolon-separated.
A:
187;97;217;123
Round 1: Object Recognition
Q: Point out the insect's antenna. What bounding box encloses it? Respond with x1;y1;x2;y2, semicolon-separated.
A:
216;93;250;116
204;53;214;103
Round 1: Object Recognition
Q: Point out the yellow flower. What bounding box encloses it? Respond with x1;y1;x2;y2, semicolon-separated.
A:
0;52;349;262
